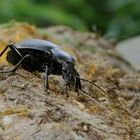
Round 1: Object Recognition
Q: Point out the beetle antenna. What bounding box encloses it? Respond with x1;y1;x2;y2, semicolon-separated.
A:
78;77;110;96
79;88;100;103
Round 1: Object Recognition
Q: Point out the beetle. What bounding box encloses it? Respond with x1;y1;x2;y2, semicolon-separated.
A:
0;39;108;96
0;39;82;95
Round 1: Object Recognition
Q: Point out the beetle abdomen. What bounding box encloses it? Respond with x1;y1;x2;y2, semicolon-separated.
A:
6;51;21;65
17;39;60;51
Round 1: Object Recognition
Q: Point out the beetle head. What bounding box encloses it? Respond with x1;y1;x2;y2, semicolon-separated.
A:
62;60;76;88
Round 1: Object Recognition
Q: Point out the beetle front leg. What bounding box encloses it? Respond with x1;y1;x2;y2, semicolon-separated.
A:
75;72;82;95
61;80;69;97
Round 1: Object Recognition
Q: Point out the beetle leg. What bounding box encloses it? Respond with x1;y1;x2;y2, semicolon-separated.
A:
44;66;49;91
75;77;79;94
0;45;9;57
61;81;69;98
9;44;23;58
75;72;82;95
0;44;23;58
0;54;32;73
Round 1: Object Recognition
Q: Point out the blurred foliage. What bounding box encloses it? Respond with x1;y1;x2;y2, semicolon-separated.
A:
0;0;139;41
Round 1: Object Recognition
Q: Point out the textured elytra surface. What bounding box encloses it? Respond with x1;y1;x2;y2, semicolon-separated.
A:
0;22;140;140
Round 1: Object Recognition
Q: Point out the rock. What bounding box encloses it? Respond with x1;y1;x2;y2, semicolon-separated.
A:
0;21;139;140
117;36;140;70
2;115;17;129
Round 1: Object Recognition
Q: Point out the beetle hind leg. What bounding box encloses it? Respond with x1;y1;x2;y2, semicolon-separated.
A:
0;44;24;73
0;44;23;58
0;54;32;73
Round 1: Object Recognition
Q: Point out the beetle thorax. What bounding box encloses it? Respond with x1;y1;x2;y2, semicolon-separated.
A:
52;48;75;64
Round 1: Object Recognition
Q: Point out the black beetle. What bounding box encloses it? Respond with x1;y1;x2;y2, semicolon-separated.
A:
0;39;108;96
0;39;82;95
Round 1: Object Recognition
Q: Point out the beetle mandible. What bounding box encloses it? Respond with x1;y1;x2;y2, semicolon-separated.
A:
0;39;108;96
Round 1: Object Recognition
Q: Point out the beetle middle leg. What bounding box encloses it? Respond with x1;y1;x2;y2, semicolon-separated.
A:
44;66;49;91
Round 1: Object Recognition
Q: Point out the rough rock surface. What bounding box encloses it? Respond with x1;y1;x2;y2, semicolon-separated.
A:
0;22;140;140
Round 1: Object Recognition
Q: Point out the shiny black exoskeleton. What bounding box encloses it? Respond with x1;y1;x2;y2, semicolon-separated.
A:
0;39;82;95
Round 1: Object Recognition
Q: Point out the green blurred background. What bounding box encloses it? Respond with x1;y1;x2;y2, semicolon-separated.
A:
0;0;139;41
